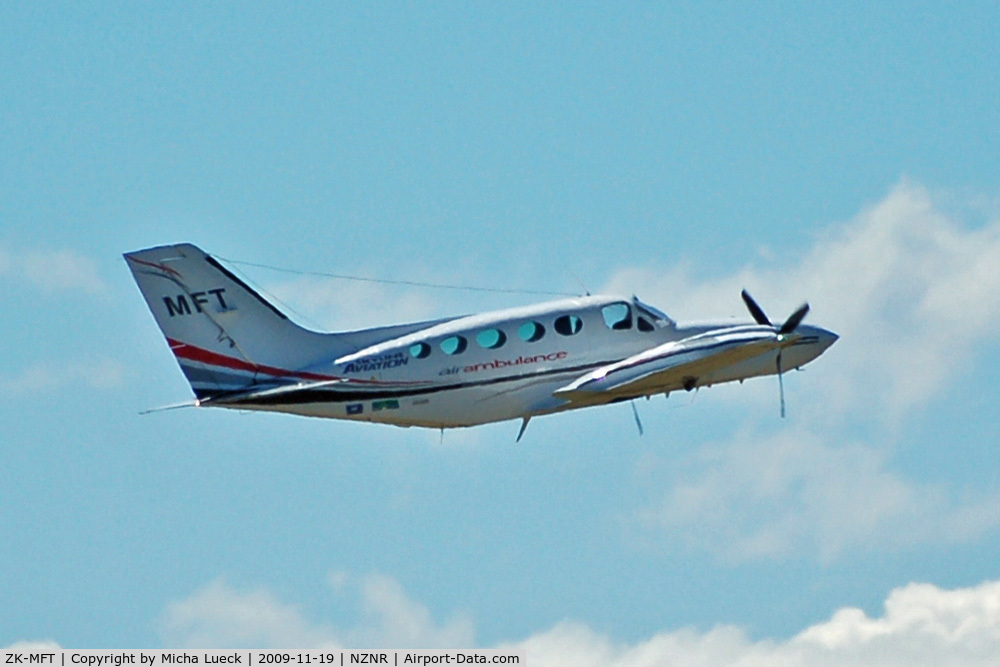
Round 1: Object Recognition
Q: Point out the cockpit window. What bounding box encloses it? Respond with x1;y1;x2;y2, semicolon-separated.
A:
601;302;632;330
476;328;507;349
554;314;583;336
637;316;655;332
518;321;545;342
440;335;468;355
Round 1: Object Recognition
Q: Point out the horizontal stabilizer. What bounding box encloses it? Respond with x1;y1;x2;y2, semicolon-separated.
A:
202;379;348;405
138;399;200;415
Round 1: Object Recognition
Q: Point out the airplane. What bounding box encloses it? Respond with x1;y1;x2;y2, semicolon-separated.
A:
124;243;838;439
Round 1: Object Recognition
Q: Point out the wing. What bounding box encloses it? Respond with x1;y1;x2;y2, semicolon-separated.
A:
555;327;777;401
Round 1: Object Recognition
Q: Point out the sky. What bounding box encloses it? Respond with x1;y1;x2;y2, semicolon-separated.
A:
3;2;1000;664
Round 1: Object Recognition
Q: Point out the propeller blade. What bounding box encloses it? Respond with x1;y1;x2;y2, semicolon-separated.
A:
779;303;810;335
741;290;772;326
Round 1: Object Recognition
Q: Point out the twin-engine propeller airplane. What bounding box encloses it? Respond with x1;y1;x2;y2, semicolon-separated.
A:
125;243;837;439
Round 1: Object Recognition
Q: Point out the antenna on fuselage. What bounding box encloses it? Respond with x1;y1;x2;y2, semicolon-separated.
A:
570;274;591;296
630;400;644;436
516;417;531;442
216;256;577;298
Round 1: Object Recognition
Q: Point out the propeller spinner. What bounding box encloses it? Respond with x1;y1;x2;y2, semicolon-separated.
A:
740;290;810;418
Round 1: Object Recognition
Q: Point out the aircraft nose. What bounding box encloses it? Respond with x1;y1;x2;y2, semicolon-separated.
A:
797;324;838;354
816;327;839;350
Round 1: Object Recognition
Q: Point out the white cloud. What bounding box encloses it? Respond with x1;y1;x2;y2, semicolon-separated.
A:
158;574;1000;666
159;572;473;649
345;574;474;649
605;181;1000;561
159;578;339;649
0;244;107;294
635;425;1000;562
3;575;1000;667
1;641;62;651
10;576;1000;666
506;579;1000;667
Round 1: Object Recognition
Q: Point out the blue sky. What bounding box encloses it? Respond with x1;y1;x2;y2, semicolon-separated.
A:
3;2;1000;663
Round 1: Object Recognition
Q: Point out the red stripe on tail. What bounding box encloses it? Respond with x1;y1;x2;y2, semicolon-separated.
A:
166;338;339;382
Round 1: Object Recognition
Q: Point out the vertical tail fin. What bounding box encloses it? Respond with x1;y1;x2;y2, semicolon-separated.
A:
124;243;346;398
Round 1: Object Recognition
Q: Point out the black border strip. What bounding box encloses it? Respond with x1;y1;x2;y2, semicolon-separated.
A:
211;360;612;406
205;254;289;320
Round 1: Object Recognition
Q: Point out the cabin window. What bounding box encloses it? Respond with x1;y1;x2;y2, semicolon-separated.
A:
637;316;655;332
409;342;431;359
518;321;545;342
554;314;583;336
601;302;632;330
476;328;507;349
440;335;468;355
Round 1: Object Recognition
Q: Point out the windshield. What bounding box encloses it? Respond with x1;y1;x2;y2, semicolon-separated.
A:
633;296;675;327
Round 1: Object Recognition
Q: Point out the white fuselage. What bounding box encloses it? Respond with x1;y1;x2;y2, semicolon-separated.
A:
213;295;837;429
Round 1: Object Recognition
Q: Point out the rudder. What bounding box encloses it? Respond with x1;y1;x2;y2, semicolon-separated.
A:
125;243;343;398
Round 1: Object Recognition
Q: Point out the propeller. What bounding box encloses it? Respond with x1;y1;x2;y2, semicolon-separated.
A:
779;302;810;335
740;290;810;418
741;289;772;327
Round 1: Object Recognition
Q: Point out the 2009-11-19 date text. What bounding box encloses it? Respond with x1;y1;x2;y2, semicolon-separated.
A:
255;656;337;665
